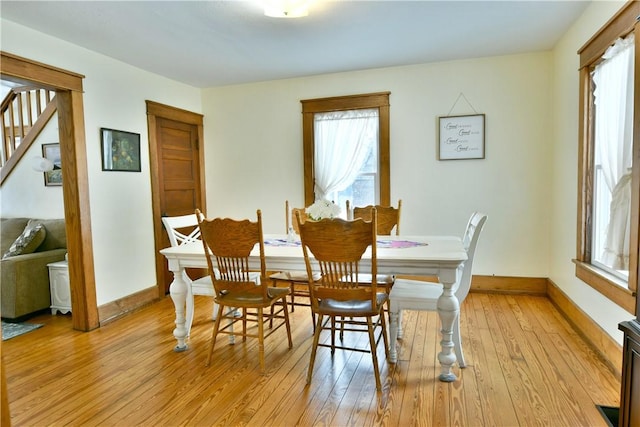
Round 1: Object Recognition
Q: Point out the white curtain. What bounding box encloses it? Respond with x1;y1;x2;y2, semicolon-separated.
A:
593;33;634;270
313;108;378;201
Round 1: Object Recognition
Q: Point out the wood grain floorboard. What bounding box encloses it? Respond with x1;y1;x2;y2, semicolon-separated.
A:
2;293;620;426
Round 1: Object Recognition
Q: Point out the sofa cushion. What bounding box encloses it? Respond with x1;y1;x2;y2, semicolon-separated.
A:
0;218;29;254
28;219;66;251
2;222;47;259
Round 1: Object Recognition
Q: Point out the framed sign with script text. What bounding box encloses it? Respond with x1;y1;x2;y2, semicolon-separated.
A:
438;114;485;160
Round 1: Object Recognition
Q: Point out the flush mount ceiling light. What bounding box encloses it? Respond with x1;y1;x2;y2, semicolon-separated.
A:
263;0;312;18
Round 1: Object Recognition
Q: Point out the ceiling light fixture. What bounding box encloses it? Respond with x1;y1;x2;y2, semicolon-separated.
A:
263;0;311;18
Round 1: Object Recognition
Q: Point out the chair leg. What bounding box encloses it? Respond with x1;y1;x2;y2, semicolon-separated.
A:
453;313;465;368
367;317;382;392
310;310;316;333
269;304;274;329
242;308;247;342
207;303;225;366
258;307;265;374
307;314;323;385
290;282;295;312
282;297;293;349
330;316;336;354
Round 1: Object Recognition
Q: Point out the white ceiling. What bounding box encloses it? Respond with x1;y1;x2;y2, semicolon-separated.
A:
0;1;591;88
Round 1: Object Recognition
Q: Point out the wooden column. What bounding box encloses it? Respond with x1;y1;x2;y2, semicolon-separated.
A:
57;90;99;331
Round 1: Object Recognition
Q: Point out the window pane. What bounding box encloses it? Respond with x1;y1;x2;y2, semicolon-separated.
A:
589;34;634;282
328;147;377;215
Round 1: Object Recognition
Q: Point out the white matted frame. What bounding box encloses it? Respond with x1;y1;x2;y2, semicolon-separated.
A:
42;143;62;186
438;114;485;160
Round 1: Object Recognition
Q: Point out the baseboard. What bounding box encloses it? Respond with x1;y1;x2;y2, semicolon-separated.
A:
546;278;622;378
98;286;160;325
395;274;548;295
471;275;548;295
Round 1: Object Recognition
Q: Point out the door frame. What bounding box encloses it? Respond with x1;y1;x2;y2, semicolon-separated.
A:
1;51;99;331
146;100;206;296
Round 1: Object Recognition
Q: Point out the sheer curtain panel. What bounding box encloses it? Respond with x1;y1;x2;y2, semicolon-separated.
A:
313;108;378;201
593;33;635;270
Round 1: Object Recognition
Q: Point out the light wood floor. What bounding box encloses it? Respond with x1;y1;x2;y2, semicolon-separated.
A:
2;293;620;426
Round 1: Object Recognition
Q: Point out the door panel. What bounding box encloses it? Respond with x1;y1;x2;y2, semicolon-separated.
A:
156;117;203;292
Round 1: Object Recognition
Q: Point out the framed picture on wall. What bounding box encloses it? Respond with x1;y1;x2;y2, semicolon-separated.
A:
42;143;62;186
438;114;485;160
100;128;141;172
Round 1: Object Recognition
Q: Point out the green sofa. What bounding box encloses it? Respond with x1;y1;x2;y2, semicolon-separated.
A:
1;218;67;321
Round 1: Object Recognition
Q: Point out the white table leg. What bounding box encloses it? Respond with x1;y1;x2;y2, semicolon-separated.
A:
168;260;189;352
182;271;195;337
437;270;459;382
389;306;399;363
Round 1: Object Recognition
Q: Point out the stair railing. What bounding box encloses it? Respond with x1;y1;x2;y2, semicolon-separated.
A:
0;87;56;184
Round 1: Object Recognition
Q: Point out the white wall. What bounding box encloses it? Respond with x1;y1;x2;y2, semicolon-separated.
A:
550;0;634;344
202;52;553;278
0;20;202;305
0;113;65;218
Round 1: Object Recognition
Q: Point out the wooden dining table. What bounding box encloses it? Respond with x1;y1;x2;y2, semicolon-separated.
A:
160;234;467;382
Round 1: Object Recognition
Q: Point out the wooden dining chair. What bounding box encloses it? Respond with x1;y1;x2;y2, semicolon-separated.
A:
346;200;401;315
350;199;402;236
196;209;293;373
389;212;487;368
270;200;319;318
297;210;390;391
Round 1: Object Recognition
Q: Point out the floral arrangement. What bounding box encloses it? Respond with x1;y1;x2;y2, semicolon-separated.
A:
306;199;341;220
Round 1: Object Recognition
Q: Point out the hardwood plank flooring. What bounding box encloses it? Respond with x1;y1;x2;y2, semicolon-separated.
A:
2;293;620;426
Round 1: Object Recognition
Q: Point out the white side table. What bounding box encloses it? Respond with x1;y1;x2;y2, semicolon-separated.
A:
47;260;71;314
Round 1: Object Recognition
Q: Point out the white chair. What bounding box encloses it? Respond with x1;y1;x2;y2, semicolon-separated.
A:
162;213;216;335
389;212;487;367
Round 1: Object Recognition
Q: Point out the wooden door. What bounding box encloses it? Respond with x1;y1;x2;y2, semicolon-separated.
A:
157;117;201;218
147;102;206;295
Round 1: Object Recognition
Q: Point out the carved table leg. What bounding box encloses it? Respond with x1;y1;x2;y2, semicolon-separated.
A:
169;260;189;352
437;271;460;382
389;308;399;363
182;271;195;337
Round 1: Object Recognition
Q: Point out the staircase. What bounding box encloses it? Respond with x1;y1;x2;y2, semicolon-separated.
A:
0;86;57;184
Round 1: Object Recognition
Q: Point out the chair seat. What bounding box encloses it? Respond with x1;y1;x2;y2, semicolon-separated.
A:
191;275;215;296
215;287;290;308
389;279;442;310
318;292;388;316
270;270;321;282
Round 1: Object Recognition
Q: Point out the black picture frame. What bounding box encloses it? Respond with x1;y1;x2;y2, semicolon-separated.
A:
42;143;62;186
100;128;141;172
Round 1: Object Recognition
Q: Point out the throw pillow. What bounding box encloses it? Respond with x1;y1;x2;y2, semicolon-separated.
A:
1;222;47;259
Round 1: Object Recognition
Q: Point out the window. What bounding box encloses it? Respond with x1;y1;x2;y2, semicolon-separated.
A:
314;108;379;209
590;33;634;282
575;2;639;313
301;92;390;208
